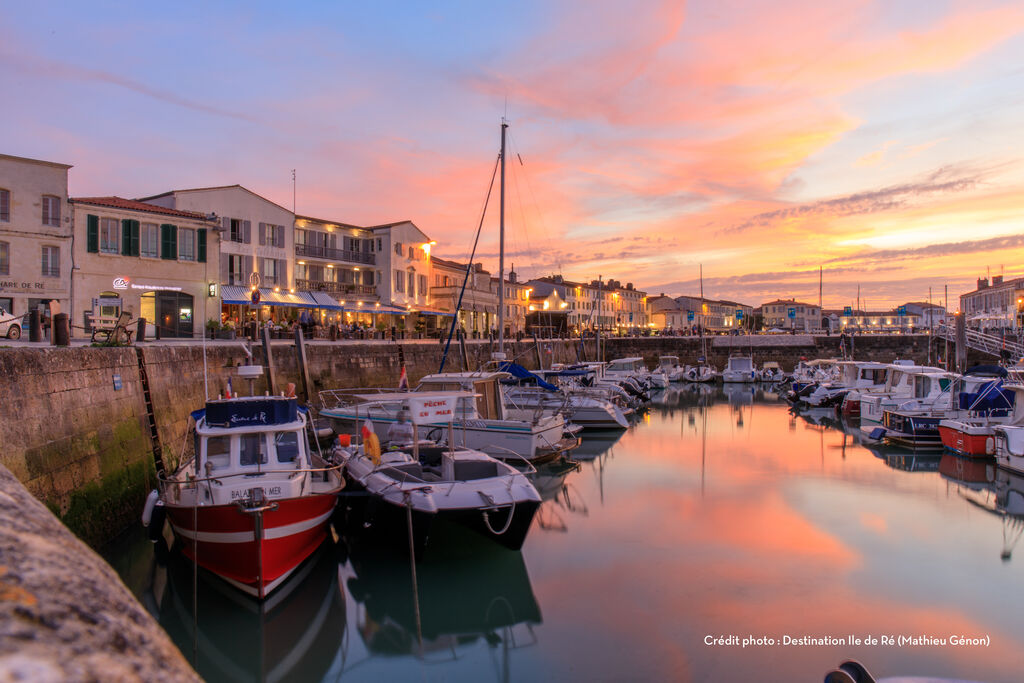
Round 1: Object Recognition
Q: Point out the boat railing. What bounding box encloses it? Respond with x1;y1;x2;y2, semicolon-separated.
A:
319;387;397;410
157;462;345;497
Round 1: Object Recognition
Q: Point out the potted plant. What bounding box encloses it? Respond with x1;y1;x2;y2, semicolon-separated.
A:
205;318;221;339
218;320;236;340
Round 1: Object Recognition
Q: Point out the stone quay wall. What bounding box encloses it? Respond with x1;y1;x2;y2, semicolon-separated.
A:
0;463;198;681
0;333;986;546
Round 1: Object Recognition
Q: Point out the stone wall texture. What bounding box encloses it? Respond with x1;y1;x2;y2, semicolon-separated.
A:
0;333;989;546
0;463;198;681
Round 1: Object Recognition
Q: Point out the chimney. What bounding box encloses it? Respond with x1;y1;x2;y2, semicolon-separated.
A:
993;275;1004;286
474;262;483;272
977;277;989;290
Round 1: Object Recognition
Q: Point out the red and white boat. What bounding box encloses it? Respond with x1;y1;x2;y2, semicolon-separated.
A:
146;394;344;599
938;419;999;457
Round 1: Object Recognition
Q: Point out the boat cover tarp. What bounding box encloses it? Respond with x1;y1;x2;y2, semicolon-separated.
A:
499;362;558;391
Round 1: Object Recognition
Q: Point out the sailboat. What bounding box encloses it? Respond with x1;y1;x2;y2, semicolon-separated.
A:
685;264;718;383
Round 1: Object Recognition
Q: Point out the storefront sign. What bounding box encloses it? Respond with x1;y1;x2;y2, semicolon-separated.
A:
130;283;183;291
0;280;50;292
113;277;129;290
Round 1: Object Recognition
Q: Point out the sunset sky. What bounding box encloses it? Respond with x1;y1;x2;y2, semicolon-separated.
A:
4;0;1024;309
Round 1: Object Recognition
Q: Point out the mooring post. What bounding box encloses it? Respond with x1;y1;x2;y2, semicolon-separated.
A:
261;326;277;396
458;330;469;371
294;326;313;405
533;334;543;370
955;312;967;373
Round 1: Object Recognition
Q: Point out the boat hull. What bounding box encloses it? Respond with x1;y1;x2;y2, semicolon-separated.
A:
938;424;995;457
164;492;338;598
341;476;540;555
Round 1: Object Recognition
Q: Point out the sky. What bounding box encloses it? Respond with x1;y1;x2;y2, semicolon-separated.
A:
3;0;1024;309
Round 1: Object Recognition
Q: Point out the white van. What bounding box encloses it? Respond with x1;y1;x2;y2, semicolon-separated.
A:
0;307;23;339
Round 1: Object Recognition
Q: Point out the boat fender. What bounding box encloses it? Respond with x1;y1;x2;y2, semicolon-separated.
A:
141;489;159;527
147;502;166;542
986;437;995;455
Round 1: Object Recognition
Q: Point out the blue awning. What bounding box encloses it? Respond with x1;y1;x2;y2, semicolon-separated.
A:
309;291;344;311
220;286;317;308
415;308;455;317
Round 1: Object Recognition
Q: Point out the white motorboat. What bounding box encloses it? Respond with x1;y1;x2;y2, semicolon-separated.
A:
859;363;946;426
320;374;578;464
333;392;541;555
721;355;755;383
992;384;1024;475
658;355;687;382
757;361;786;383
683;364;718;383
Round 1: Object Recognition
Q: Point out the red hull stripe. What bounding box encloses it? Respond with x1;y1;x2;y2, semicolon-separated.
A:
165;493;337;533
938;426;991;456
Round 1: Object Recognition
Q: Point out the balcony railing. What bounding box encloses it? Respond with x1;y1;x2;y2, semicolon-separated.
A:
295;243;375;265
295;279;377;296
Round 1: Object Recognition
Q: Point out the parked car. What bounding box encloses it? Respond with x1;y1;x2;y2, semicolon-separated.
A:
0;307;23;339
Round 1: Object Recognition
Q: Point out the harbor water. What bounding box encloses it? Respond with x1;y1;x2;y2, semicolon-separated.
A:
104;385;1024;682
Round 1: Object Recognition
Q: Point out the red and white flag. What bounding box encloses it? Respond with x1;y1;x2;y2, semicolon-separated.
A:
398;364;409;391
225;377;234;399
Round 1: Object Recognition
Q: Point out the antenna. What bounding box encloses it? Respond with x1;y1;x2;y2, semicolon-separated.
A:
291;169;296;215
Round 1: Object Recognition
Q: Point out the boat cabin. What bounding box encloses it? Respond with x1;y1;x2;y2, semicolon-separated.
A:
726;356;753;372
605;358;646;375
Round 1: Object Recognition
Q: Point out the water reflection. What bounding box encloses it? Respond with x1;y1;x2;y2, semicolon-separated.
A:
344;541;540;678
531;457;588;534
158;540;346;682
103;387;1024;682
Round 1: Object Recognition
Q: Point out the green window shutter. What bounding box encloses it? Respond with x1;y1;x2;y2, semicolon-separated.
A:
130;220;140;256
86;214;99;253
121;219;132;255
160;223;178;260
197;228;207;263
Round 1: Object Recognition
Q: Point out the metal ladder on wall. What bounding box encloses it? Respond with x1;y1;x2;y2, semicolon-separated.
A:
933;324;1024;360
134;347;164;476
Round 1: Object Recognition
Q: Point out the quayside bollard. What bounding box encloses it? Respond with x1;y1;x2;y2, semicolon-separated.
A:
0;464;199;681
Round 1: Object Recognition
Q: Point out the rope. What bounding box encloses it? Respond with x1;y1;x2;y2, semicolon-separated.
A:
482;499;517;536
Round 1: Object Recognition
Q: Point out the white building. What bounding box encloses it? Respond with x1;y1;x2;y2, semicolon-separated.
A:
0;153;73;326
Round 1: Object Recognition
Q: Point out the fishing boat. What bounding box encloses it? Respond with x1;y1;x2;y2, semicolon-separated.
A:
721;355;755;383
146;391;345;599
332;392;541;555
683;363;718;383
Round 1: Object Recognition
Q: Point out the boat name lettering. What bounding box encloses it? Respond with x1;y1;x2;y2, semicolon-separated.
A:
230;411;267;425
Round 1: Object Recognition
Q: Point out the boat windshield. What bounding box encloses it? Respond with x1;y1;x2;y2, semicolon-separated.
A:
207;436;231;470
275;432;300;463
240;434;269;466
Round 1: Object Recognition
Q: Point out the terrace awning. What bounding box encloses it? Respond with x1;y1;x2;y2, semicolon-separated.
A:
220;286;317;308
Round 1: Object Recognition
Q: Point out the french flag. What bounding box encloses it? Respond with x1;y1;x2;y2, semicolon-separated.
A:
398;364;409;391
225;377;234;399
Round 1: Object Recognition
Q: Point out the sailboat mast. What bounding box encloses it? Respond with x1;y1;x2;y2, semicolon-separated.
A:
497;119;508;358
699;264;706;357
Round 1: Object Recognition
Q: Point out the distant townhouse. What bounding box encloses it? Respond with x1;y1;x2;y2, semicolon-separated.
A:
604;279;647;334
71;197;219;338
673;295;753;332
292;214;378;327
0;153;73;328
960;276;1024;332
369;221;435;326
830;307;922;332
491;269;530;337
430;257;496;336
646;294;688;331
760;298;821;332
139;185;300;326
